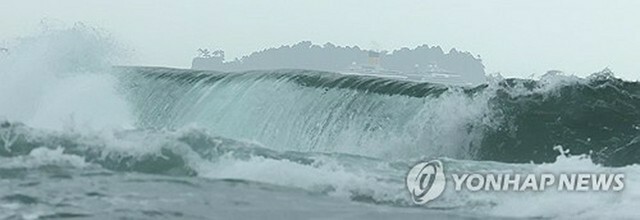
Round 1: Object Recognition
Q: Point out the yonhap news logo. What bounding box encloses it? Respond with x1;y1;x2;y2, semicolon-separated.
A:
405;160;446;204
406;160;625;205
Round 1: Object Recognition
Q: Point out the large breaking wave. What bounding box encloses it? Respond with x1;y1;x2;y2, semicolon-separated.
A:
116;66;640;166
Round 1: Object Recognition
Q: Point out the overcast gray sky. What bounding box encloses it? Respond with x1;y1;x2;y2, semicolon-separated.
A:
2;0;639;80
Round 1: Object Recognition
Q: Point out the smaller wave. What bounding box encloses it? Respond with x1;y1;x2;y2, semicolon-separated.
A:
2;120;640;219
0;120;411;205
480;70;640;166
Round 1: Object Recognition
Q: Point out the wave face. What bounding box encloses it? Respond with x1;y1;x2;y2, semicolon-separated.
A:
116;67;640;166
117;67;495;161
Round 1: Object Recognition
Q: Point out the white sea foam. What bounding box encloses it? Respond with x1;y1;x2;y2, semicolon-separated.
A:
0;24;132;131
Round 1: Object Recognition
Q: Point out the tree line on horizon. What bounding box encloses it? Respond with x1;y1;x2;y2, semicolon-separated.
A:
192;41;486;83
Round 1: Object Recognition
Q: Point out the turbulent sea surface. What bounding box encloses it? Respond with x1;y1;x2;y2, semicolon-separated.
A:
1;28;639;219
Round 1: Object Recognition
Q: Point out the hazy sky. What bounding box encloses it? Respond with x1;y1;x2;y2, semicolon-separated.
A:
2;0;639;80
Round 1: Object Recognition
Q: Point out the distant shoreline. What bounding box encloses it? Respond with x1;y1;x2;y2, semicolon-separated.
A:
191;41;486;84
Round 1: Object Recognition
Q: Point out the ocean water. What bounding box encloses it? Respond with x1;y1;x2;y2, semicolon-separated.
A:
1;27;639;219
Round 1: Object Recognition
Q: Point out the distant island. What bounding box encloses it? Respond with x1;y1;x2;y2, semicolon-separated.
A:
192;41;486;84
